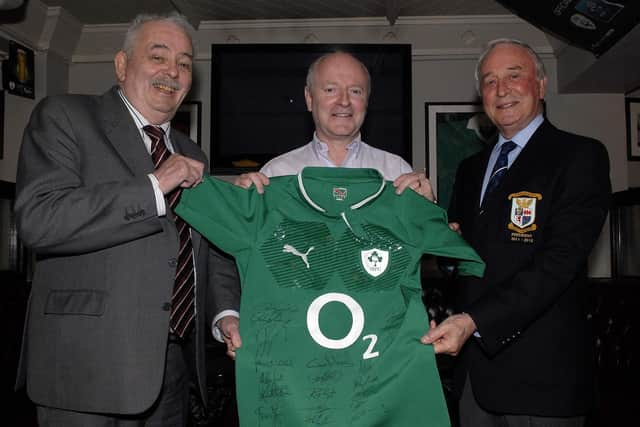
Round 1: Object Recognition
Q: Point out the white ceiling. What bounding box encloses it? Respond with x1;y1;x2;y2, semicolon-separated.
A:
39;0;510;25
22;0;640;94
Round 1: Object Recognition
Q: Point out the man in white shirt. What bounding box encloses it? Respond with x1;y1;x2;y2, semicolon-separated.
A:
216;51;435;357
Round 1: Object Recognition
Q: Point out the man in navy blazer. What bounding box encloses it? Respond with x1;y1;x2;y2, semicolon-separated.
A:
14;12;238;426
423;39;611;427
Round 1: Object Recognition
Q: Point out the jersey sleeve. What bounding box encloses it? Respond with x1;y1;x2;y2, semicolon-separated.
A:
175;176;262;257
401;193;485;277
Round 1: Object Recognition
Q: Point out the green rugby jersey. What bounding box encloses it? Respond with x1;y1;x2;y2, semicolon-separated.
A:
177;167;484;427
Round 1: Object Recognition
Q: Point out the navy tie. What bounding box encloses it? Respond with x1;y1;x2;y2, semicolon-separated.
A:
483;140;517;205
144;125;195;338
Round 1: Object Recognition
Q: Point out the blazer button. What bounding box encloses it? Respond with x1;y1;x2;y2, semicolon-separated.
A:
168;258;177;268
162;302;171;311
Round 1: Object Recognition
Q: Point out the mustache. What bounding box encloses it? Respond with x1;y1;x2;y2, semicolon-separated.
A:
151;79;181;91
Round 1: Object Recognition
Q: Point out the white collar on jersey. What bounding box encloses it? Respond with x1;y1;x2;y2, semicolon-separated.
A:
296;167;386;213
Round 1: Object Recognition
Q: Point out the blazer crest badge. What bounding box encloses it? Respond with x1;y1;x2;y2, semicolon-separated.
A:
361;248;389;277
508;191;542;238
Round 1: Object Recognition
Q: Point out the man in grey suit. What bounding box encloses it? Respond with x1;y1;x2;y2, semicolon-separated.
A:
14;12;237;426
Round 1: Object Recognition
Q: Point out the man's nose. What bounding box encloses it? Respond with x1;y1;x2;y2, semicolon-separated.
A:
496;78;510;96
165;61;179;78
338;89;350;105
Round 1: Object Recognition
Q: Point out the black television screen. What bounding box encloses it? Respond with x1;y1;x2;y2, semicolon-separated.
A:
210;43;412;174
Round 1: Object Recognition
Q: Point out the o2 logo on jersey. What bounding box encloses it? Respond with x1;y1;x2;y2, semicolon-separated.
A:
306;292;379;360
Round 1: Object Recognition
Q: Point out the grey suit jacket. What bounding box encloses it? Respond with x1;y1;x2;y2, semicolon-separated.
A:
14;86;238;414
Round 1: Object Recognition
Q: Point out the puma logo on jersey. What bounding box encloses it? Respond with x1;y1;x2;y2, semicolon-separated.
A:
283;244;315;269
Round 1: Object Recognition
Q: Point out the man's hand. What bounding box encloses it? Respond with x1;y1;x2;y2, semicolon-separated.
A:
234;172;270;194
218;315;242;359
421;313;476;356
393;171;435;201
449;222;461;234
153;154;204;194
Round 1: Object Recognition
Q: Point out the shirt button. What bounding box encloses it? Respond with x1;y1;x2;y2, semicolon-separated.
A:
162;302;171;311
168;258;177;268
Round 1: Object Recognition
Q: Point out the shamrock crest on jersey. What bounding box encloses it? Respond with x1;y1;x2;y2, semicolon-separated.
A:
360;248;389;277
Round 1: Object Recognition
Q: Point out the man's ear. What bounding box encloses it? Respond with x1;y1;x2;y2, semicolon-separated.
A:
538;76;548;100
304;86;312;112
114;50;127;82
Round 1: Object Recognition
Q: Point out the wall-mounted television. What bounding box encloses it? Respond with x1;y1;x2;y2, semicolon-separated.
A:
210;43;412;175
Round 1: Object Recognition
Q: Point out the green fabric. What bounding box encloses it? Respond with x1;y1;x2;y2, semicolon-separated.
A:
436;115;494;210
177;167;484;427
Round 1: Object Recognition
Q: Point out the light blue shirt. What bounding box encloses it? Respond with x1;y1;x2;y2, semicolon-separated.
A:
479;114;544;206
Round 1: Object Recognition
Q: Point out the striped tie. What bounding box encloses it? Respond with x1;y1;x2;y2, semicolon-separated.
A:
144;125;195;338
483;140;517;206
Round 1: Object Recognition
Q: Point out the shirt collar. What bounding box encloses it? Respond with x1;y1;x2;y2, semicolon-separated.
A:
117;88;171;136
497;114;544;150
312;132;362;156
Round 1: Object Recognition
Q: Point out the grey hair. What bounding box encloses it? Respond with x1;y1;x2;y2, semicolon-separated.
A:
305;51;371;95
122;12;195;56
474;38;546;94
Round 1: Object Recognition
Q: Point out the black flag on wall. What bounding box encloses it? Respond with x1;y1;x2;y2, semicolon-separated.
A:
2;40;34;98
496;0;640;56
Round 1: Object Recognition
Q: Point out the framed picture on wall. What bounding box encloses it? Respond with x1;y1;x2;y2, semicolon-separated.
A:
173;101;202;146
425;102;497;210
625;98;640;161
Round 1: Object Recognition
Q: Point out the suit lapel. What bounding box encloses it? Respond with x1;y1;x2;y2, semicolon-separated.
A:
459;136;496;211
499;121;553;191
171;127;202;160
100;86;155;176
479;122;552;210
101;87;205;255
473;148;494;208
